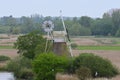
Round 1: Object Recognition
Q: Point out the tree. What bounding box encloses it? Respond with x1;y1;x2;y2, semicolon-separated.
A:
69;23;81;36
53;17;64;31
32;53;69;80
79;16;93;27
0;15;17;26
9;27;20;34
115;28;120;37
20;16;36;33
104;9;120;35
73;17;79;23
79;26;91;36
31;14;42;23
14;31;46;59
91;19;113;36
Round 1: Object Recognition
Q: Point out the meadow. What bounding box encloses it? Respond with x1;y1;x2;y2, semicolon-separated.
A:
0;34;120;80
77;45;120;50
0;46;13;49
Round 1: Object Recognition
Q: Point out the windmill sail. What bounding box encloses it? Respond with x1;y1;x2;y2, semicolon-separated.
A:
43;21;54;52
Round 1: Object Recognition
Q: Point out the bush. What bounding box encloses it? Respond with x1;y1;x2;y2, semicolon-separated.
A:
72;53;119;78
71;43;78;49
6;56;33;79
32;53;69;80
19;68;34;80
75;67;91;80
0;55;10;62
0;66;6;71
6;58;21;78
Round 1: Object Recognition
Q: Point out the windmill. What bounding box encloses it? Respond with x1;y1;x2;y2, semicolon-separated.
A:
43;12;73;57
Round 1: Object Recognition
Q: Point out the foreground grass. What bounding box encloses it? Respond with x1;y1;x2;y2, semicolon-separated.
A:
77;46;120;50
0;46;13;49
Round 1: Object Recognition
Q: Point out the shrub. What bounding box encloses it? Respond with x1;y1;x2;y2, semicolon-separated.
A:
72;53;119;78
0;66;6;71
75;67;91;80
0;55;10;62
6;56;33;79
71;43;78;49
6;58;21;78
19;68;34;80
32;53;69;80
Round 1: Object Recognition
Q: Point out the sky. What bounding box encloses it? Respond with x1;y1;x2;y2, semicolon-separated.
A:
0;0;120;18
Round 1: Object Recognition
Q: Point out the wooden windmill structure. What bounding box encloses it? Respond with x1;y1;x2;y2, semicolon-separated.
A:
43;12;73;57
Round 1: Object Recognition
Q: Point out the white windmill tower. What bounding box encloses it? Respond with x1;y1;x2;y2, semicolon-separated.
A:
42;12;73;57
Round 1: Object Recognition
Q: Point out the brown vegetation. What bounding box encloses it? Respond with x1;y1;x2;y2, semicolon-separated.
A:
56;73;79;80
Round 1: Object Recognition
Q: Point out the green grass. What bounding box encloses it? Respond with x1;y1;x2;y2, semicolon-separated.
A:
77;46;120;50
0;46;13;49
0;26;11;33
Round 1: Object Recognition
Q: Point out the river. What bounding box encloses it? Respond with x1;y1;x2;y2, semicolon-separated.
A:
0;72;15;80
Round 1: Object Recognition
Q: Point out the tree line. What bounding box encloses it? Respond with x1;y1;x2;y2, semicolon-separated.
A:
0;8;120;37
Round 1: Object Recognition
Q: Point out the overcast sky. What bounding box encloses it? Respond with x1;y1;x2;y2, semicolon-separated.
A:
0;0;120;18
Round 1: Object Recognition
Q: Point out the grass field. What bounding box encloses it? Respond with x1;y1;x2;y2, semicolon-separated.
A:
0;46;13;49
77;46;120;50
